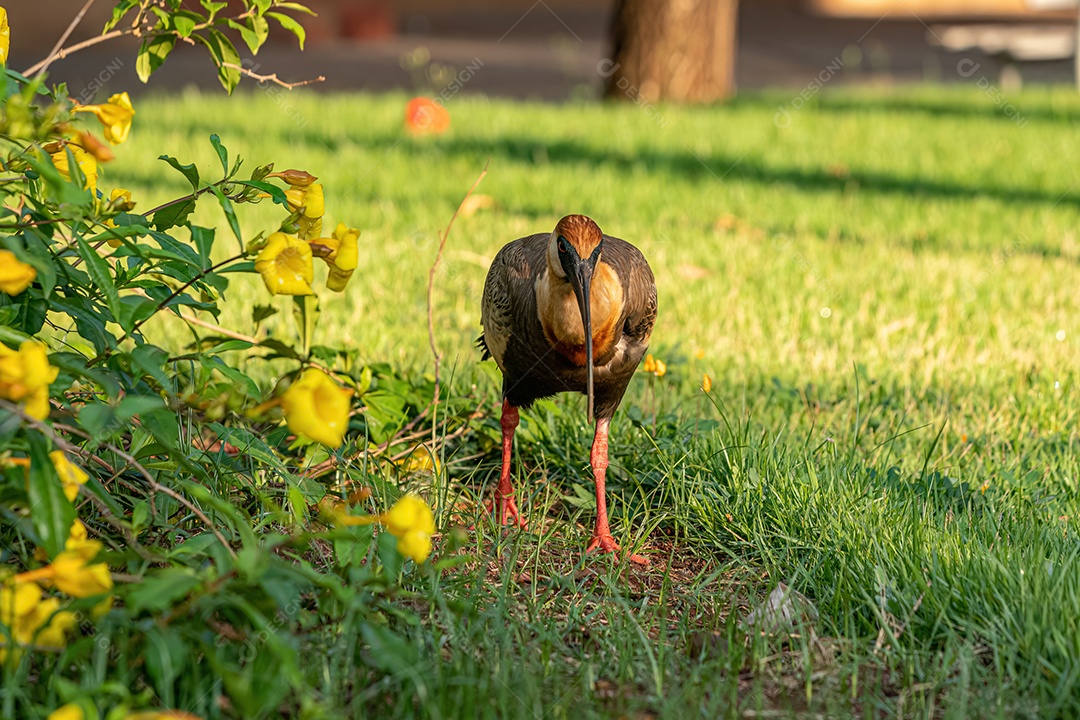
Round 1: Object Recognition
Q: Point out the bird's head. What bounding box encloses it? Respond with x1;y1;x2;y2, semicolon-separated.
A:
547;214;604;278
547;214;604;422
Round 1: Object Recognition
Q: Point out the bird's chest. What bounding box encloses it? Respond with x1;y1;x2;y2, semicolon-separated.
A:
535;266;623;368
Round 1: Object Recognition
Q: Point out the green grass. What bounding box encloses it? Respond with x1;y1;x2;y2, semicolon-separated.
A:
107;86;1080;718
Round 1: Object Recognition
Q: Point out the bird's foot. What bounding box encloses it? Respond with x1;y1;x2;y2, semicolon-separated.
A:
483;494;528;529
586;533;649;566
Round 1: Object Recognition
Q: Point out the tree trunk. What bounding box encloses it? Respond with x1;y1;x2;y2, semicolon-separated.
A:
604;0;739;103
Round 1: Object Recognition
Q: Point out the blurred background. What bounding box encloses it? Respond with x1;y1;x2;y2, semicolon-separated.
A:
8;0;1080;100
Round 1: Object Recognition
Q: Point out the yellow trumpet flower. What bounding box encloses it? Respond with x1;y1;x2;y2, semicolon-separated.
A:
254;232;314;296
315;223;359;292
0;250;36;296
280;368;353;448
48;144;98;191
0;582;75;660
74;92;135;145
0;9;9;66
382;495;435;564
285;183;324;240
0;340;58;420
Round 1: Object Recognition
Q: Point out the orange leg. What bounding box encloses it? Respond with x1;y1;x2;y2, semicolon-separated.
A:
585;417;648;565
484;399;527;528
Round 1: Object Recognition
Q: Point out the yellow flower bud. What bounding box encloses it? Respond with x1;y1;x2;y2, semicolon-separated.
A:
285;183;325;240
269;169;318;187
642;353;666;378
0;249;36;296
51;451;89;502
702;373;712;393
108;187;136;212
47;704;85;720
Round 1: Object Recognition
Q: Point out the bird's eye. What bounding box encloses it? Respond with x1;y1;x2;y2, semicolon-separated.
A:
557;236;567;253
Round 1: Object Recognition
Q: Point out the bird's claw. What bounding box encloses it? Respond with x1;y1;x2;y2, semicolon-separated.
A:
484;495;528;529
586;533;649;566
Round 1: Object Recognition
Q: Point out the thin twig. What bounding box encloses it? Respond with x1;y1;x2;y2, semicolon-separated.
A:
179;312;259;344
426;164;488;445
93;251;248;365
221;63;325;89
42;417;238;559
24;30;129;76
30;0;102;77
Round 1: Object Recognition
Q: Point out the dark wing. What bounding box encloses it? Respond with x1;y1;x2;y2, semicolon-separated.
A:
602;235;657;347
479;234;549;369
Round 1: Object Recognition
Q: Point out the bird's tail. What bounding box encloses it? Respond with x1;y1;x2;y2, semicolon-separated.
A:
476;334;492;361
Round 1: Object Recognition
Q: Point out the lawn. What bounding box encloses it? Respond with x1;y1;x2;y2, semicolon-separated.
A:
102;86;1080;718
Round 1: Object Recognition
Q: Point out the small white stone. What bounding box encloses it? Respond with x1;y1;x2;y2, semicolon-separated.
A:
1056;330;1066;342
820;307;832;318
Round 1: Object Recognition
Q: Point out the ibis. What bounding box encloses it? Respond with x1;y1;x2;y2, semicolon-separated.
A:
479;214;656;564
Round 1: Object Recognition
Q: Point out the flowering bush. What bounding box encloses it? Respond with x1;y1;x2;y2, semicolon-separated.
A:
0;3;459;717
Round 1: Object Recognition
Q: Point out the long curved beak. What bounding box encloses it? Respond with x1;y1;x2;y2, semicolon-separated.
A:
568;258;595;423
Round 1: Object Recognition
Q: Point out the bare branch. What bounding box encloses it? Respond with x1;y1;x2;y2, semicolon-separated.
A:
0;401;239;560
222;63;326;89
27;0;112;77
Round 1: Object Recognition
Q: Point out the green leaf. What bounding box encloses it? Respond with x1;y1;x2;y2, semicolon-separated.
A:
78;403;117;441
377;530;402;579
199;28;242;94
158;155;200;191
252;304;278;324
16;234;58;299
118;296;157;332
199;356;259;397
333;523;373;568
209;134;229;176
236;180;289;207
361;622;418;674
208;184;242;247
0;319;30;346
74;234;123;328
151;199;196;232
275;3;317;16
207;424;285;470
172;11;201;38
135;34;178;83
144;627;189;707
257;338;301;361
126;569;202;614
142;405;181;451
267;11;306;50
292;295;319;358
26;433;75;559
130;344;172;389
201;0;228;21
227;16;269;55
190;225;216;267
105;0;141;31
